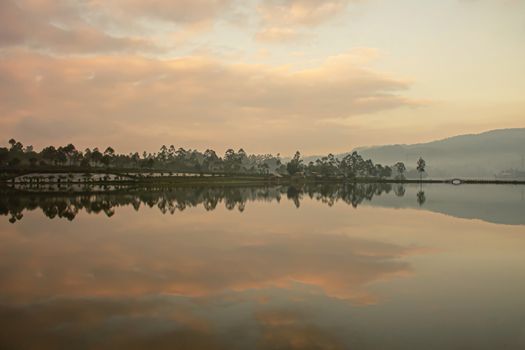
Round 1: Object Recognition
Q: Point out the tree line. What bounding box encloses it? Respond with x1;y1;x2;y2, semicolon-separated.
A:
0;139;425;179
1;183;405;223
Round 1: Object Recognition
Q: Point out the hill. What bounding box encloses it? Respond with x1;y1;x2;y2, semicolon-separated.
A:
305;128;525;179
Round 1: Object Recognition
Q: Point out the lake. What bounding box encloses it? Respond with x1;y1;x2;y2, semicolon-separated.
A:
1;183;525;349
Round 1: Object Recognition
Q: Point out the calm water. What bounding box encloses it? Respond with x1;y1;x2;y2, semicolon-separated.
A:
1;183;525;349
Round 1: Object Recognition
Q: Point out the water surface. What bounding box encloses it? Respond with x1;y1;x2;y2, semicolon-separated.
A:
1;183;524;349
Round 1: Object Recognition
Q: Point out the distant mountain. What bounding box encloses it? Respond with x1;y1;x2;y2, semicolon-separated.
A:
305;128;525;179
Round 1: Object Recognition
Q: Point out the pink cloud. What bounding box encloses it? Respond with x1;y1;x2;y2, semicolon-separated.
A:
0;49;415;151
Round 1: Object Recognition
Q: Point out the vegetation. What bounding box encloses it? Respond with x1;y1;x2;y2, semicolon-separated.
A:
416;157;426;181
0;139;406;180
0;183;401;223
1;139;283;175
286;151;303;175
394;162;406;179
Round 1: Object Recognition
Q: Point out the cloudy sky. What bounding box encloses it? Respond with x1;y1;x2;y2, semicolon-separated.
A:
0;0;524;155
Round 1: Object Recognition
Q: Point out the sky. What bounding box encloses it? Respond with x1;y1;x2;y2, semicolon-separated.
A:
0;0;524;156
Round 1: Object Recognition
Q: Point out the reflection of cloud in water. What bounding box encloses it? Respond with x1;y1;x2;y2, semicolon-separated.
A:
0;227;417;304
1;184;524;349
0;294;350;350
0;297;224;350
256;309;345;350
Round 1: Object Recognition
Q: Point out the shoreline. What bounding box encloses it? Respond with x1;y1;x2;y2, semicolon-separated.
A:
1;167;525;186
1;173;525;187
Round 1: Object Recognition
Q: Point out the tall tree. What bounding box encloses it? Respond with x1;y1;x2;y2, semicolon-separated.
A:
224;149;240;173
91;148;103;166
394;162;406;179
416;157;426;182
104;147;115;157
63;144;77;165
286;151;303;175
41;146;57;165
203;149;219;172
0;147;9;166
8;139;23;153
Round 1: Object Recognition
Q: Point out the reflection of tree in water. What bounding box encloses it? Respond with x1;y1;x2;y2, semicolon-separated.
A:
394;185;405;197
1;183;397;222
305;183;392;208
417;191;426;206
287;186;302;208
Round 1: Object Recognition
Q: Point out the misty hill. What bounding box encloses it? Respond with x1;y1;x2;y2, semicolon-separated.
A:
303;128;525;179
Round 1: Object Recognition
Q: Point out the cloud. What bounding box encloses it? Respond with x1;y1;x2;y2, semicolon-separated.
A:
0;0;161;54
0;49;415;151
255;27;305;43
91;0;235;24
0;0;242;55
0;1;363;51
258;0;353;26
255;0;357;42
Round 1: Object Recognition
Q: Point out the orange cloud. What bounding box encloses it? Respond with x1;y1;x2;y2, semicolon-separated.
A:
0;296;350;350
0;49;415;151
0;215;417;304
258;0;353;26
92;0;235;24
1;1;361;52
0;1;161;53
256;309;346;349
255;0;357;43
255;27;305;43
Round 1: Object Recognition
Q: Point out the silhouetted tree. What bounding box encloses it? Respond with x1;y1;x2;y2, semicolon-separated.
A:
8;139;23;152
417;157;426;182
104;147;115;157
224;149;241;173
29;157;38;167
286;151;303;175
41;146;57;165
394;162;406;179
0;147;8;166
62;143;77;165
56;148;67;165
8;158;21;167
91;148;103;166
0;139;401;179
203;149;220;172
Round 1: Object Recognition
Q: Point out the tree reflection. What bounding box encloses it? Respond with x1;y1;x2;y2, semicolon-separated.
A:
0;183;397;223
417;190;426;206
394;184;406;197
